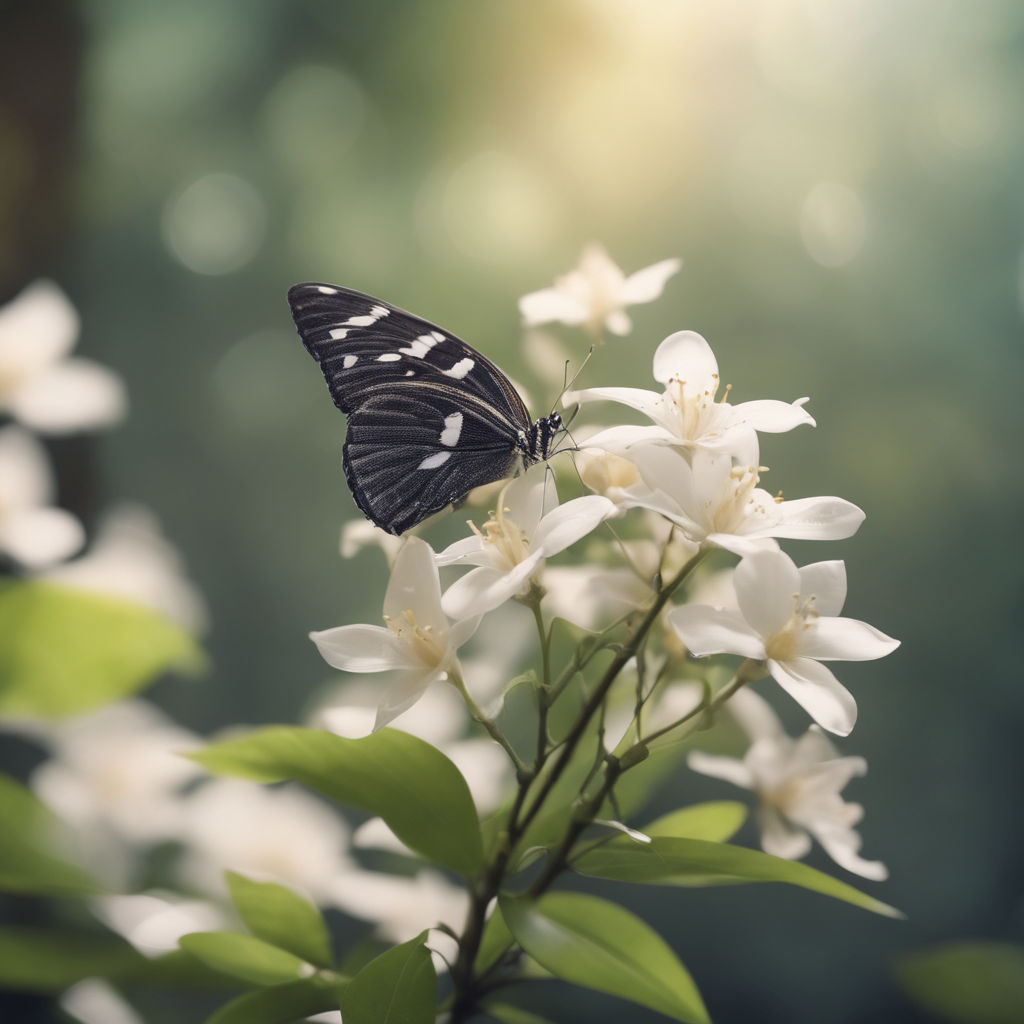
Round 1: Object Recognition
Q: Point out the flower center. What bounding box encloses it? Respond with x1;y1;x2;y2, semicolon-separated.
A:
709;464;766;533
577;449;641;496
384;609;448;669
763;594;818;662
471;502;531;570
659;374;731;443
0;362;27;403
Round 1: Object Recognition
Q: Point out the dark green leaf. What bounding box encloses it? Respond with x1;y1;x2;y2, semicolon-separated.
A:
640;801;748;842
0;582;201;717
895;942;1024;1024
474;905;515;976
191;727;483;877
179;932;311;986
575;836;902;917
226;872;332;968
341;931;437;1024
500;893;709;1024
0;773;96;895
484;1003;558;1024
0;926;140;991
206;977;347;1024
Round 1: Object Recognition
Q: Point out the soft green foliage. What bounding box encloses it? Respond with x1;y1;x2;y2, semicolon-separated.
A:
190;726;483;876
473;905;515;976
178;931;312;986
205;977;348;1024
0;926;140;991
0;773;96;895
225;871;333;969
341;931;437;1024
895;942;1024;1024
0;581;200;717
640;801;748;842
500;893;710;1024
574;836;901;917
483;1004;558;1024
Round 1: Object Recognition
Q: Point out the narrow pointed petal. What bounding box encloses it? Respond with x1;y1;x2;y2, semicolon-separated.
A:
810;823;889;881
753;496;866;542
531;495;616;557
435;535;488;567
502;472;550;533
581;424;679;452
797;561;847;617
518;287;587;326
652;330;719;387
442;557;540;619
373;669;440;730
730;397;815;433
310;624;407;673
734;549;800;637
11;359;126;434
569;386;663;420
667;604;766;659
800;617;900;661
768;657;857;736
383;536;445;633
621;258;682;303
687;751;755;788
727;688;786;742
759;807;813;860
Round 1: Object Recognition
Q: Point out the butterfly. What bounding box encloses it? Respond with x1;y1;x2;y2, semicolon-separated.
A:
288;283;566;535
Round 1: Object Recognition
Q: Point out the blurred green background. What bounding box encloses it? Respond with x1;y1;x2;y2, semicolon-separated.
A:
2;0;1022;1021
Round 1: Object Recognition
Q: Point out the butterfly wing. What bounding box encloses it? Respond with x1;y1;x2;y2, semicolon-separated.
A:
288;283;532;534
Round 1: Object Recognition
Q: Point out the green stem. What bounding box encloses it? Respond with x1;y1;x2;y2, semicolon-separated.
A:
450;670;528;776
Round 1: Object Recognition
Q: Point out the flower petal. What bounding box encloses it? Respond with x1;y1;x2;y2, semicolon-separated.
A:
727;687;786;743
767;657;857;736
518;287;588;327
435;534;489;568
730;397;815;433
758;807;813;861
531;495;616;557
0;279;78;371
809;822;889;881
652;331;718;387
0;507;84;567
734;549;800;638
373;669;441;731
687;751;755;789
667;604;766;659
383;536;446;634
749;495;866;542
621;258;682;304
604;309;632;336
568;386;663;421
310;624;407;673
800;617;900;662
11;359;126;434
797;561;847;617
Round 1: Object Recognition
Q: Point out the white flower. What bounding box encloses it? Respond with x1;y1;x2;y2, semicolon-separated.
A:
605;443;865;558
176;778;355;904
29;700;202;847
573;330;813;458
61;980;143;1024
0;425;84;568
689;689;888;880
668;549;899;736
437;471;617;620
40;505;207;634
310;537;479;730
519;244;681;338
0;279;125;433
339;518;403;563
91;891;230;957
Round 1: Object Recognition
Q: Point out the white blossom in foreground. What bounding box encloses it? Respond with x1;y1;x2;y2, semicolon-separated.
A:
437;472;617;621
689;689;888;880
0;425;84;568
519;244;681;338
668;549;899;736
574;330;813;458
40;505;208;634
592;443;864;558
92;891;230;957
0;279;125;433
311;537;479;730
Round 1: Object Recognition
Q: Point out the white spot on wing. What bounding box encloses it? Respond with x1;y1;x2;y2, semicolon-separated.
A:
343;355;359;368
439;412;463;447
431;331;445;342
418;451;452;469
370;305;390;318
329;328;349;340
317;286;338;294
400;333;442;358
343;305;390;328
377;353;402;362
443;357;475;379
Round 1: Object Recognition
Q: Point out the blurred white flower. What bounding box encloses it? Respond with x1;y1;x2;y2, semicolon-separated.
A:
340;518;404;563
30;700;202;850
40;505;207;634
689;689;887;880
519;244;681;338
92;891;231;957
176;778;355;904
616;443;865;558
574;330;813;459
60;980;142;1024
0;279;125;434
310;537;480;730
437;471;616;620
541;563;653;631
668;549;899;736
0;425;84;568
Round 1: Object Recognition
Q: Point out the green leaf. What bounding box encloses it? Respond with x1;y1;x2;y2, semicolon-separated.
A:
179;932;311;986
574;836;902;918
341;931;437;1024
641;801;748;843
206;977;347;1024
500;893;709;1024
191;727;483;877
226;872;333;968
484;1003;558;1024
0;926;141;991
895;942;1024;1024
0;581;201;717
0;773;96;895
474;904;515;976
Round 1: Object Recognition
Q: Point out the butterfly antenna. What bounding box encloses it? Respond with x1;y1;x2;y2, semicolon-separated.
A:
547;345;595;418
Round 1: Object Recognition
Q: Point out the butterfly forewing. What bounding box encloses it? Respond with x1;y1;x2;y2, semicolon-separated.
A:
288;282;543;534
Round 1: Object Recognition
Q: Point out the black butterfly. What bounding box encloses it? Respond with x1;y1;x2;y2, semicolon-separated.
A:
288;283;565;535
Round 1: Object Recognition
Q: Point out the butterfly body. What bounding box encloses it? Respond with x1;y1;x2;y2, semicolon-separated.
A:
288;283;563;535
